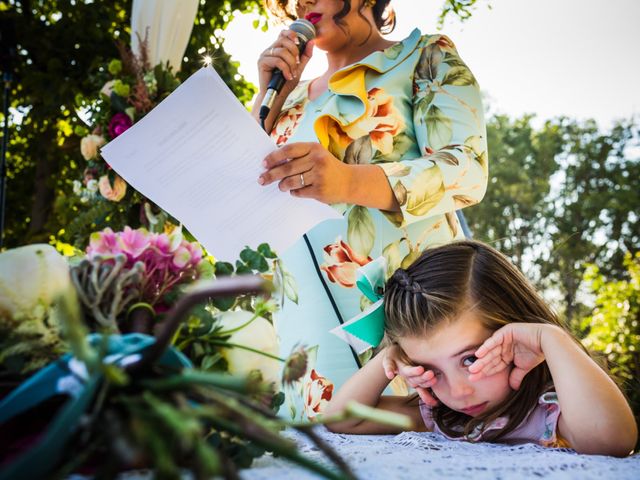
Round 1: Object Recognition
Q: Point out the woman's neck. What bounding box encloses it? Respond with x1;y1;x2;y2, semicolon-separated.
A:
325;32;395;74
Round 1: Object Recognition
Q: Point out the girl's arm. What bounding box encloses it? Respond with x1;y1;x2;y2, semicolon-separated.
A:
540;326;637;457
324;349;427;434
470;324;637;457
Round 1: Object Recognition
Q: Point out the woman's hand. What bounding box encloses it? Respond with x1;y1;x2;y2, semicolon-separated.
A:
258;142;352;205
468;323;548;390
257;29;314;98
382;344;439;407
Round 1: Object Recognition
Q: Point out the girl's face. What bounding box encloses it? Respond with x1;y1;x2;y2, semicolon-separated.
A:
398;309;512;417
295;0;372;51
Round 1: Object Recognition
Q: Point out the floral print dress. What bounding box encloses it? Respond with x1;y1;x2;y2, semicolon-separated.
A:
270;29;488;420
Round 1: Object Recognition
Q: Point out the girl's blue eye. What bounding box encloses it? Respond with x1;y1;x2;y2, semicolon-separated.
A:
462;355;478;367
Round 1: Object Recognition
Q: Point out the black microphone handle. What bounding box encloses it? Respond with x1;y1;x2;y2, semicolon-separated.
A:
267;68;286;93
259;18;316;128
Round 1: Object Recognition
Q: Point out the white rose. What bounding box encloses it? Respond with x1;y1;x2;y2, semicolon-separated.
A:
0;244;71;322
80;134;106;161
217;310;281;389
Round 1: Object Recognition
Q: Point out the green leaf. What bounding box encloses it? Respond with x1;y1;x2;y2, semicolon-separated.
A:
384;42;404;60
283;270;299;304
427;150;459;166
376;133;414;162
401;249;421;269
214;261;234;276
393;180;408;206
240;247;269;272
344;135;373;165
382;240;403;277
442;66;477;86
405;167;445;216
426;105;453;150
347;206;376;257
376;161;411;177
415;43;442;82
257;242;277;259
415;92;435;126
445;211;459;237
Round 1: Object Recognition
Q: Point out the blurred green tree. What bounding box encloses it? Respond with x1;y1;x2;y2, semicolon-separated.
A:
581;252;640;436
1;0;263;248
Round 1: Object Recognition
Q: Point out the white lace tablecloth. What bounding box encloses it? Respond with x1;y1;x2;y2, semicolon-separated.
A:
243;428;640;479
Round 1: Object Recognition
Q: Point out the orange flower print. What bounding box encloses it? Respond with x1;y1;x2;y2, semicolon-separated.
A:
320;238;372;288
303;369;334;419
343;87;404;155
271;103;305;146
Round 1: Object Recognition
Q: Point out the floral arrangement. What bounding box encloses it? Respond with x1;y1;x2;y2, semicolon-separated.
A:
67;41;181;245
1;235;393;479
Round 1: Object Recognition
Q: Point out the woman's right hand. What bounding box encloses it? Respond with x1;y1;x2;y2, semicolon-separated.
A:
258;29;314;98
382;344;439;407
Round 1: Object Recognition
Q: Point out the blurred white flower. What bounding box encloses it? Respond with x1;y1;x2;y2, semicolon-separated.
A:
217;310;281;389
86;179;98;193
0;244;71;322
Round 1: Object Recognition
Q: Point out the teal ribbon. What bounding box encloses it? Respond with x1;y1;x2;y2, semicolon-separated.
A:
0;333;192;480
331;256;387;353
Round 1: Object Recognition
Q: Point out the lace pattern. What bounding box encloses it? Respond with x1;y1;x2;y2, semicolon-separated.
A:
244;428;639;479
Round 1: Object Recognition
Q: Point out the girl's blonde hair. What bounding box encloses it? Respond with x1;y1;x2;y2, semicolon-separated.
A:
384;240;569;440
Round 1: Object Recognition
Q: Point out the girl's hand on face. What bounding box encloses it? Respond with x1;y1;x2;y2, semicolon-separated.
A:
468;323;547;390
259;142;352;205
258;29;314;97
382;344;439;407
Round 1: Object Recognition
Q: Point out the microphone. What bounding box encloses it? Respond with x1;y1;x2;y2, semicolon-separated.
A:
259;18;316;126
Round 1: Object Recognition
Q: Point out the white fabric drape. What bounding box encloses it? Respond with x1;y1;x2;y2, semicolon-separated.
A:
131;0;199;72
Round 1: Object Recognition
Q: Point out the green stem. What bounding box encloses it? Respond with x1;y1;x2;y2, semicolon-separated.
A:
216;312;260;336
207;339;286;362
139;370;249;393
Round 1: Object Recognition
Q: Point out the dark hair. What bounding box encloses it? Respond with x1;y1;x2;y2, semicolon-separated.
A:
264;1;396;35
384;240;581;441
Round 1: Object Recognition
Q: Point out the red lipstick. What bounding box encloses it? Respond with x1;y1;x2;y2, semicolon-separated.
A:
305;12;322;25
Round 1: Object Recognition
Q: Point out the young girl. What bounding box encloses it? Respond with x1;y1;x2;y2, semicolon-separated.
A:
325;241;637;457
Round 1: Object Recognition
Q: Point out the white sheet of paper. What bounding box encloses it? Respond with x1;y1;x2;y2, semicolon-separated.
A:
101;66;341;261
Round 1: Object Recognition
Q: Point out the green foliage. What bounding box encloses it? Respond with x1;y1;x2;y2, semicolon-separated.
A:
467;116;639;323
437;0;490;27
580;253;640;428
466;114;563;271
1;0;262;248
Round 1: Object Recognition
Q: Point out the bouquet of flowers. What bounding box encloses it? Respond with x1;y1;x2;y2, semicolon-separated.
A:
0;233;376;479
67;40;181;245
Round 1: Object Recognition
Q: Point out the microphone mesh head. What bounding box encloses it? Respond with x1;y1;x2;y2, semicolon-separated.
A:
290;18;316;43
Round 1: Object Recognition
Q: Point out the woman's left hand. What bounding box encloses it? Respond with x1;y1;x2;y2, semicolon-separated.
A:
468;323;549;390
258;142;352;205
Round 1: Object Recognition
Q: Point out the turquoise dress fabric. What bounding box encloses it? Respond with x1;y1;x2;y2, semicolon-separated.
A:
269;29;488;420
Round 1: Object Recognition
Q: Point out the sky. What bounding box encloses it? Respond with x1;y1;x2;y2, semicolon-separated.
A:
222;0;640;130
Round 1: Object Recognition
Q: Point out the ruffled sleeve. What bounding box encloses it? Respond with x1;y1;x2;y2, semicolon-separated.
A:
380;34;488;227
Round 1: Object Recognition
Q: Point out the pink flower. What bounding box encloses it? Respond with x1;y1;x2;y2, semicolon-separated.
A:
117;226;151;261
98;174;127;202
303;369;334;419
87;227;119;257
171;246;192;270
108;112;133;138
320;238;372;288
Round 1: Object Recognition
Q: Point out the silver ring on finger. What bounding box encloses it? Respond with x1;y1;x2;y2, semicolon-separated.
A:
270;47;275;56
300;173;305;188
